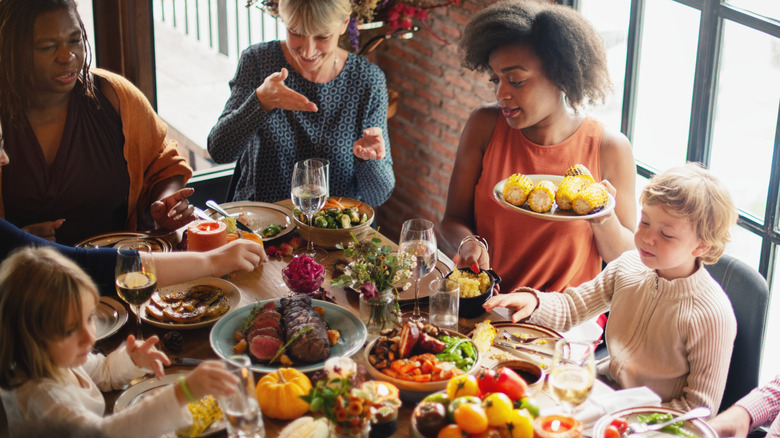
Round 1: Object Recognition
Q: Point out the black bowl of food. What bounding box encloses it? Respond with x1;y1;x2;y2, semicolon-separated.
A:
445;268;501;318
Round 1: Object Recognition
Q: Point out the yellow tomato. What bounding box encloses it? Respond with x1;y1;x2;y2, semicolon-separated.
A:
482;392;514;427
438;424;468;438
454;403;489;434
447;374;481;400
499;409;534;438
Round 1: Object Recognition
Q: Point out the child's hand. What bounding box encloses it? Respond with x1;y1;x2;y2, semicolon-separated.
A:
126;335;170;379
184;360;240;401
482;287;539;322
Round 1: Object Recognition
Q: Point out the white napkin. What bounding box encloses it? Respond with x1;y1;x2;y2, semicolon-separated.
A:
540;386;662;427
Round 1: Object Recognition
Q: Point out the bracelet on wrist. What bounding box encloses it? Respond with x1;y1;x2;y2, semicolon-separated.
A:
178;375;198;403
458;235;489;255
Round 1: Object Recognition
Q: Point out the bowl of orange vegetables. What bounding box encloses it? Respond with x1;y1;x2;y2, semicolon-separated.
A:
364;322;480;403
292;197;374;249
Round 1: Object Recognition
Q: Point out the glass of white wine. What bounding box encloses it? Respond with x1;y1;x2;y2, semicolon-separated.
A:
548;339;596;416
218;355;265;438
291;158;328;262
399;218;437;323
115;242;157;340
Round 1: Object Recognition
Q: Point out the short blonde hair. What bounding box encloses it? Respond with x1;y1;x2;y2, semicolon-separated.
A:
640;162;737;264
0;247;99;389
278;0;350;35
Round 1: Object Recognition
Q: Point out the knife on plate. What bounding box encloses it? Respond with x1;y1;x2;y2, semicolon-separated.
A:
493;339;555;360
205;199;261;237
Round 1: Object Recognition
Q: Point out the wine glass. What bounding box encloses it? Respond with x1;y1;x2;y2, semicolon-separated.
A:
548;339;596;416
399;218;437;323
291;159;329;262
114;242;157;340
219;355;265;438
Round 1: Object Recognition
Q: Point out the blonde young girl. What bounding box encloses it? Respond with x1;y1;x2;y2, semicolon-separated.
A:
0;247;238;438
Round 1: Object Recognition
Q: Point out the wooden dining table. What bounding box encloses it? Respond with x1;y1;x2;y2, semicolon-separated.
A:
96;200;521;437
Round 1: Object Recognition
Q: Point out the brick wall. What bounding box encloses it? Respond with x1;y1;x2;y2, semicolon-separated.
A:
373;0;495;250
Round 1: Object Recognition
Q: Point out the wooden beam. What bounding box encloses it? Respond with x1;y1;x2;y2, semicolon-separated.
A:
92;0;157;109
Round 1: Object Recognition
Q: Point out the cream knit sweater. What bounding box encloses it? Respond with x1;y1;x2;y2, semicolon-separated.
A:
529;251;736;414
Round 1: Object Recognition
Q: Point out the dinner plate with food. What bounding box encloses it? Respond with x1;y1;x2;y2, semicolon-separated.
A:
469;320;562;369
209;295;367;373
96;296;128;341
75;232;173;251
592;406;717;438
141;277;240;330
114;372;225;437
492;164;616;222
206;201;294;241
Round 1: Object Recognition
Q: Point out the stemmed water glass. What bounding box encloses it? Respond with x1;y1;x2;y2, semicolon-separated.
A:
548;339;596;415
114;242;157;340
218;355;265;438
399;218;437;323
291;159;329;262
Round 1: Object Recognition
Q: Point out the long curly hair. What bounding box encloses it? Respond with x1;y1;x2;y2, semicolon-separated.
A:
0;0;94;124
459;0;611;110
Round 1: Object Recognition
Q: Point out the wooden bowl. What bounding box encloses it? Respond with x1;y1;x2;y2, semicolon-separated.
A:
292;198;375;249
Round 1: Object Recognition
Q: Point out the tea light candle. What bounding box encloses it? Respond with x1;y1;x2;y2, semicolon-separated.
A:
187;220;227;252
533;415;583;438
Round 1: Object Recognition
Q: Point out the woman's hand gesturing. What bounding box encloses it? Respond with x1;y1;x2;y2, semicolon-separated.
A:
353;127;386;161
255;68;318;113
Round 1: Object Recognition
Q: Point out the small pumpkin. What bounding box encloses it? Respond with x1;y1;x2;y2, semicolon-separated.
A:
255;367;312;420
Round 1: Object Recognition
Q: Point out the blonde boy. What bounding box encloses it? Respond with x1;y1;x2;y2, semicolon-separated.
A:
485;162;738;414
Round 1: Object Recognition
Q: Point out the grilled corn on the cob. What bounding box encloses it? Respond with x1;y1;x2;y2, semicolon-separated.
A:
555;174;594;210
527;180;557;213
176;395;223;438
502;173;534;206
573;183;609;215
565;163;593;177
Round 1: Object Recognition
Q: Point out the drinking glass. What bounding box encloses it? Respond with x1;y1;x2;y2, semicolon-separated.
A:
218;355;265;438
114;242;157;340
428;278;459;331
399;218;437;323
548;339;596;415
291;159;328;262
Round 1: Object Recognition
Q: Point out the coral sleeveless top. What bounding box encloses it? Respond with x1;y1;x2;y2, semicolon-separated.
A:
474;116;604;292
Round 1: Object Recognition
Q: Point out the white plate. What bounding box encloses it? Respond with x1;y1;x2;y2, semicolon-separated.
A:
140;277;241;330
469;321;562;370
592;406;717;438
75;232;173;251
96;297;128;341
206;201;295;241
210;299;367;373
114;372;225;437
493;174;616;222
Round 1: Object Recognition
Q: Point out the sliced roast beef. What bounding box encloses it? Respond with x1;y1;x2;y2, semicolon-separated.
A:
247;326;282;342
249;335;283;362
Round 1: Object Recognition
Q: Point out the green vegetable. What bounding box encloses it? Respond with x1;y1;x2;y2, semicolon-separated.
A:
260;223;284;237
636;413;696;438
436;335;477;371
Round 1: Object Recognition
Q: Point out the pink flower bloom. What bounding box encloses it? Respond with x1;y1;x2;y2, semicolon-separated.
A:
266;246;279;257
416;9;428;20
358;282;378;300
403;5;416;16
400;17;413;29
280;243;293;256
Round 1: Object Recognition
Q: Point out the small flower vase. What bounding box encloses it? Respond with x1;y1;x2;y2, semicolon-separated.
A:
360;288;397;335
329;420;371;438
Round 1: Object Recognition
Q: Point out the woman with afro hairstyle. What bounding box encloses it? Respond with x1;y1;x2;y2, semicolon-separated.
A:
441;0;637;296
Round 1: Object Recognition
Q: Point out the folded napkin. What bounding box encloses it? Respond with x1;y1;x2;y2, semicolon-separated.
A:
540;386;662;427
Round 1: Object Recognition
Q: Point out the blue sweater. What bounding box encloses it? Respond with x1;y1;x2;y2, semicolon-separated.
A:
207;41;395;207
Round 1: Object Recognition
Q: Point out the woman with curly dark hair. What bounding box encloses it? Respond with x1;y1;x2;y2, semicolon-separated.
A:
441;0;637;297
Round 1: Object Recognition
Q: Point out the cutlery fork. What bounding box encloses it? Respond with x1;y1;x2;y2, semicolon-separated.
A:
500;330;554;344
625;406;710;435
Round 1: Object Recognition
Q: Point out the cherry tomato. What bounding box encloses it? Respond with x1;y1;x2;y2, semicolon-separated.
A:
502;409;534;438
517;397;540;418
438;424;468;438
424;391;451;407
448;396;482;422
482;392;514;427
454;403;489;434
493;367;528;400
604;425;621;438
476;368;499;395
609;418;629;433
447;374;481;401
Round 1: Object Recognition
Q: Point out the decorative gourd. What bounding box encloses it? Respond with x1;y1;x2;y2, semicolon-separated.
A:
255;367;312;420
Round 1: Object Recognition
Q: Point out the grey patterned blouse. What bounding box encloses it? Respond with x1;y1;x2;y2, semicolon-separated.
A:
207;41;395;207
